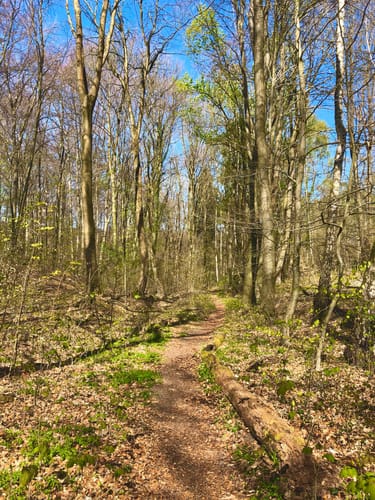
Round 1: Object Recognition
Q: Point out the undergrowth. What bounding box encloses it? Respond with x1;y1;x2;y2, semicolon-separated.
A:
0;291;216;498
212;296;375;497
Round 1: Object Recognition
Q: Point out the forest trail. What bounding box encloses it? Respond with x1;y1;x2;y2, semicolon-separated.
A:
128;300;249;499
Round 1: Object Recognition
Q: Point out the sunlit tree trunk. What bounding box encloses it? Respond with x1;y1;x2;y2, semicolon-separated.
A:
252;0;276;315
232;0;258;305
67;0;119;294
314;0;346;320
284;0;307;329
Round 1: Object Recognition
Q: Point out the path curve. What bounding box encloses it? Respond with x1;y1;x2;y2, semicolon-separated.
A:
129;301;249;499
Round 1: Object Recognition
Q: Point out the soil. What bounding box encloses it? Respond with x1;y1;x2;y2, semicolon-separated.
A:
127;302;250;499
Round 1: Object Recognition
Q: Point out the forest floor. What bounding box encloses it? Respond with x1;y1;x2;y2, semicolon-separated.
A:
214;296;374;499
0;283;374;499
0;289;253;499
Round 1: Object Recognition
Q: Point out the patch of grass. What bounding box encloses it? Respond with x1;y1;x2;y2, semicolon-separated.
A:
23;376;51;398
176;309;199;323
106;463;132;477
0;428;22;449
51;332;71;348
117;350;161;364
58;424;101;448
23;428;55;464
233;445;263;467
173;293;216;324
197;361;221;394
108;368;160;388
0;469;22;493
253;476;283;499
197;361;215;384
22;423;101;471
138;389;153;402
145;324;166;343
225;419;241;433
191;293;216;317
38;472;65;495
89;342;162;367
81;370;101;388
224;297;245;312
66;452;96;468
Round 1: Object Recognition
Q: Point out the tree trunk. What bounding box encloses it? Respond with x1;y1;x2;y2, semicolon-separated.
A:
68;0;119;294
314;0;346;320
253;0;276;315
134;148;148;295
284;0;307;329
81;103;99;293
203;352;318;496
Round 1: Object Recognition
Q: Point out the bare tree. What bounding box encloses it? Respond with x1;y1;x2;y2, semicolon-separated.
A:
314;0;347;322
110;0;182;296
66;0;120;294
252;0;276;316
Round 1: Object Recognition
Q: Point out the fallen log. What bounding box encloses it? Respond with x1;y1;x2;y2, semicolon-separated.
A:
203;350;320;498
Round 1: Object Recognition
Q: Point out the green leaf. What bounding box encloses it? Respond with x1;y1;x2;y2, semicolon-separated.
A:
323;452;337;463
302;446;313;455
19;465;38;488
340;466;358;479
323;367;340;377
276;379;295;398
365;478;375;500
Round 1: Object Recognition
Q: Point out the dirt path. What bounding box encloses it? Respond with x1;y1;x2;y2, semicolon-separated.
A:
128;302;249;499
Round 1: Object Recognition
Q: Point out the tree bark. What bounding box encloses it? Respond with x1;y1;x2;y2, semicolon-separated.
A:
314;0;346;320
284;0;307;329
68;0;119;294
232;0;258;305
252;0;276;315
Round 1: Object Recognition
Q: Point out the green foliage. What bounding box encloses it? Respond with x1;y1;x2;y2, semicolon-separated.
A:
197;361;215;384
0;469;21;491
107;463;132;477
191;293;216;318
302;446;313;456
276;379;295;399
23;376;50;399
41;473;65;494
108;368;160;388
233;445;262;467
197;361;220;394
323;366;340;377
66;452;95;468
324;452;337;463
24;429;54;464
0;428;22;449
23;423;101;473
340;467;375;499
185;5;225;56
19;465;38;488
249;476;283;500
145;324;165;343
176;309;199;323
81;370;100;388
306;116;330;161
224;297;245;312
58;424;101;448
